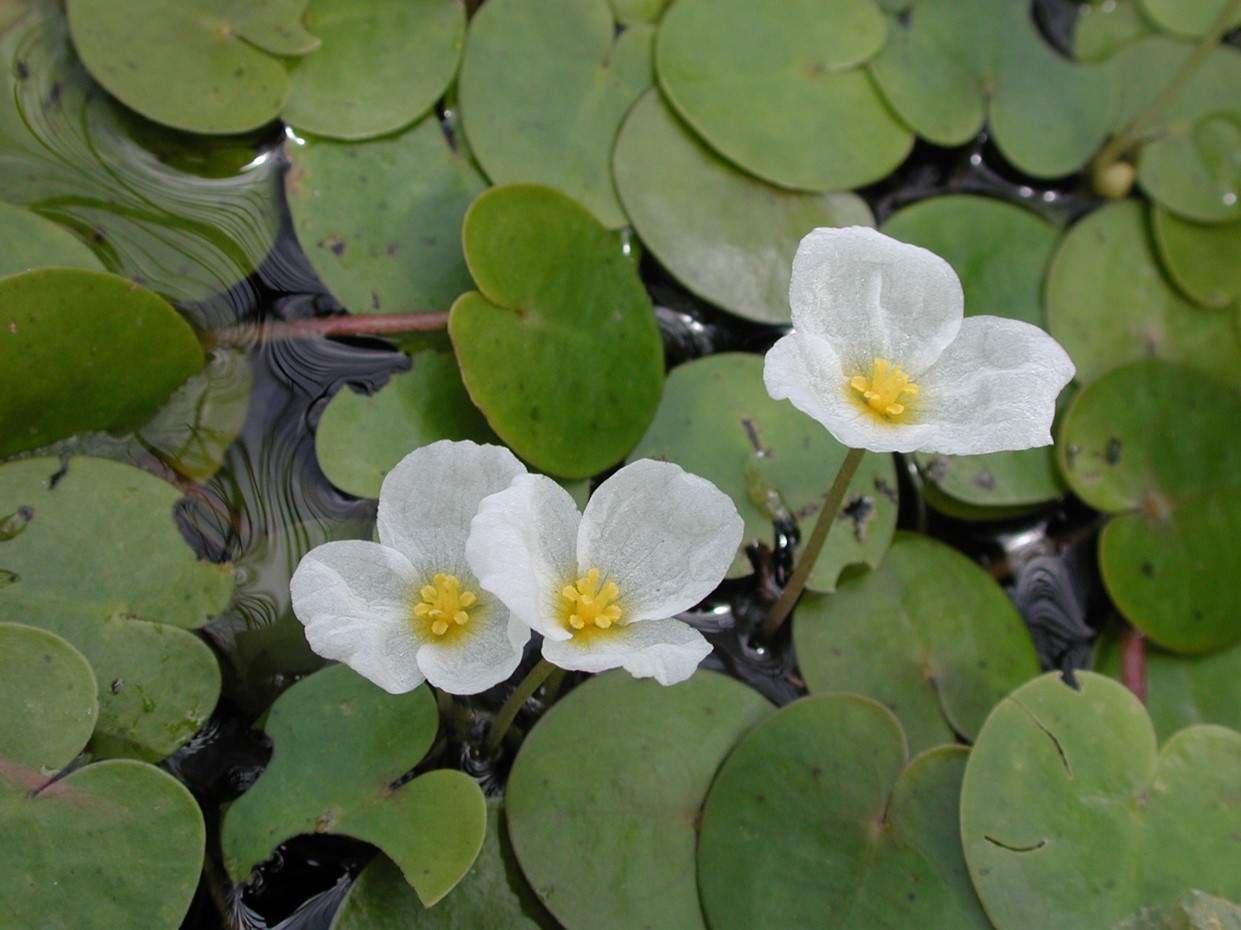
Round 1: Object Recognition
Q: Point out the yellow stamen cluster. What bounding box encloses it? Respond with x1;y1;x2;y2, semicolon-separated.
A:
413;573;477;637
560;568;622;633
850;357;919;418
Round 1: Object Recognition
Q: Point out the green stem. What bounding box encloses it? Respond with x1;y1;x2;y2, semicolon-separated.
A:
1092;0;1241;174
205;311;450;349
759;447;865;642
484;658;556;754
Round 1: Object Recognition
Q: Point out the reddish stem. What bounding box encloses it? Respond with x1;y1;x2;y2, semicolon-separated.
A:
208;312;450;347
1119;625;1146;703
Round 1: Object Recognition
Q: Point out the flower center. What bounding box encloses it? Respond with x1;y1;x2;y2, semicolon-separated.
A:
413;573;477;639
560;568;623;634
850;358;919;419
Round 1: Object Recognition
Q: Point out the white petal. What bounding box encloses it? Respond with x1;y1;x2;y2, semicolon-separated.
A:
377;440;527;577
789;226;963;375
541;619;712;685
414;596;529;695
913;316;1076;455
577;460;743;623
467;473;580;641
289;540;425;694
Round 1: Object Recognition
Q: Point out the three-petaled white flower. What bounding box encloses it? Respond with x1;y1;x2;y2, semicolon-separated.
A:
764;226;1075;454
466;459;743;686
290;440;531;695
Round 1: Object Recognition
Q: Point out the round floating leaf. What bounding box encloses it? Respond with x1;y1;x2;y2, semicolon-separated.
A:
0;201;103;277
1152;205;1241;309
613;90;873;324
656;0;910;191
0;623;97;773
1073;0;1154;61
870;0;1113;176
794;534;1040;753
450;184;664;478
282;0;464;140
0;457;232;759
628;353;896;590
1136;0;1241;39
1059;360;1241;653
1046;200;1241;384
459;0;653;228
316;351;497;499
334;800;558;930
1115;891;1241;930
1096;629;1241;742
699;696;990;929
607;0;670;24
286;117;486;317
65;0;317;134
961;671;1241;930
222;665;485;906
506;670;773;930
0;268;203;458
880;195;1067;508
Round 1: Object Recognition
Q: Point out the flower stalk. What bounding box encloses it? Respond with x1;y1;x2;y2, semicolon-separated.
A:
484;658;557;754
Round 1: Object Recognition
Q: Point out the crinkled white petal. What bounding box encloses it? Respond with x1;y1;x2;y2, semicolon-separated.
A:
789;226;963;375
910;316;1077;455
289;540;425;694
764;329;938;453
414;592;529;695
377;440;527;577
467;473;579;642
541;619;712;685
577;460;743;623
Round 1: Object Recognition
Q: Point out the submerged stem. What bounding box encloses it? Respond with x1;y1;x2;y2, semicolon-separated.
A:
1119;624;1146;704
759;446;866;642
484;658;556;755
206;311;450;348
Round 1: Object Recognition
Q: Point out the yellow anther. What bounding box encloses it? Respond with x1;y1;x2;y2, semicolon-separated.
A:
412;573;477;640
850;357;919;419
560;568;623;634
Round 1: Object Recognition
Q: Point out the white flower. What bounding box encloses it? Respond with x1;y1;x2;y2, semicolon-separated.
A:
763;226;1075;455
290;440;531;695
465;460;743;686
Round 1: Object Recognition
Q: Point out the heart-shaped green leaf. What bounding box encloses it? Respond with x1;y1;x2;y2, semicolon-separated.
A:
459;0;653;228
450;184;664;478
607;0;670;24
961;671;1241;929
0;201;103;277
699;695;990;929
1152;206;1241;309
1058;360;1241;652
794;533;1040;753
1136;0;1241;41
613;90;873;324
1073;0;1154;61
222;665;486;907
656;0;910;191
0;269;203;458
286;116;486;318
628;352;896;590
506;670;773;930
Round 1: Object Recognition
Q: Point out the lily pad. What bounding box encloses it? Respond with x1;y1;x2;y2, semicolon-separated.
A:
794;533;1040;754
1115;891;1241;930
222;665;486;906
315;351;497;499
1045;200;1241;384
1151;206;1241;309
1136;0;1241;40
961;671;1241;930
655;0;911;191
628;353;896;590
449;184;664;478
698;695;990;929
459;0;653;228
1073;0;1154;61
282;0;464;140
0;457;232;759
65;0;317;134
607;0;670;24
1058;360;1241;653
881;195;1067;508
506;670;773;930
612;90;874;324
333;800;558;930
0;268;203;458
0;201;103;276
0;623;97;773
286;117;485;317
870;0;1113;177
1096;629;1241;742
